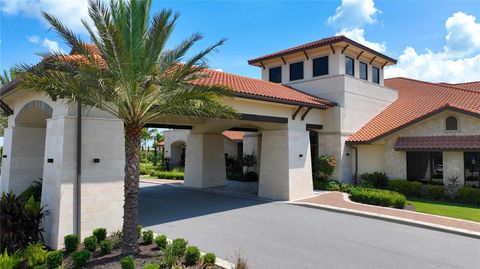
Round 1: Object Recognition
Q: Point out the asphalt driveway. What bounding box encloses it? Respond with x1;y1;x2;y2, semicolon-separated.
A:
139;183;479;269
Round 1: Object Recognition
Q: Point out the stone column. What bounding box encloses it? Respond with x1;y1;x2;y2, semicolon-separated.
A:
259;129;313;200
184;133;226;188
242;133;261;174
443;151;465;186
41;116;124;249
0;126;46;194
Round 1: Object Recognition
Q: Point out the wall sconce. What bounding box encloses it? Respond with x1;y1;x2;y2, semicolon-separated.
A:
93;158;100;163
47;158;54;163
299;154;303;158
2;155;6;158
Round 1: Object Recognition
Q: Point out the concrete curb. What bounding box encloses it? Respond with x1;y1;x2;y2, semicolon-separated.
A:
289;199;480;239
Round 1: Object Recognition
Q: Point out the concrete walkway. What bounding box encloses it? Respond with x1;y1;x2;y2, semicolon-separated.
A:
297;191;480;237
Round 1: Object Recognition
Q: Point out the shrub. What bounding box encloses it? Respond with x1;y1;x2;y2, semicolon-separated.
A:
142;230;154;245
388;180;422;197
19;179;42;202
111;230;123;249
33;265;47;269
457;186;480;205
64;234;79;252
137;225;142;238
141;264;160;269
71;250;90;269
350;188;406;208
325;180;341;191
0;249;21;269
233;253;248;269
161;245;177;268
185;246;201;266
154;234;167;250
83;236;97;252
360;172;389;189
424;185;445;200
120;255;135;269
93;228;107;242
312;179;328;190
24;242;48;267
153;171;184;180
316;155;336;179
244;171;258;181
202;253;216;266
99;240;112;255
45;251;63;269
171;238;188;257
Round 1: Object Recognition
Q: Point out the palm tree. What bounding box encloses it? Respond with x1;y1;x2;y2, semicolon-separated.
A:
141;128;155;152
0;68;15;136
17;0;236;254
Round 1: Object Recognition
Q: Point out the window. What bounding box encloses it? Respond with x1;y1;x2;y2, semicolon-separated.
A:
446;116;458;130
269;66;282;83
289;61;304;81
313;56;329;77
372;66;380;84
359;62;368;80
464;152;480;184
406;151;443;181
345;56;354;76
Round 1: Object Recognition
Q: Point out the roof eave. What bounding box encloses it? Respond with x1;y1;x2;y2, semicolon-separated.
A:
233;92;334;109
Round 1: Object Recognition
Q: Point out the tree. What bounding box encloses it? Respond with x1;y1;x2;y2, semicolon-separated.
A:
17;0;236;254
141;128;155;152
0;68;15;137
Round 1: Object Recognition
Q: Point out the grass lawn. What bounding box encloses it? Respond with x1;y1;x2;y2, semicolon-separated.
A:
407;198;480;222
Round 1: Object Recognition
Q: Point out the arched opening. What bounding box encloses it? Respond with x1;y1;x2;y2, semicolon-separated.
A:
169;140;186;169
446;116;458;130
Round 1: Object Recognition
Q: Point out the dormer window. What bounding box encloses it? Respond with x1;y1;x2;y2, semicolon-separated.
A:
313;56;329;77
372;66;380;84
290;61;304;81
446;116;458;130
360;62;368;80
345;56;354;76
269;66;282;83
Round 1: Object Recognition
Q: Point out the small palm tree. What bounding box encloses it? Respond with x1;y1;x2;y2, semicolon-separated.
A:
17;0;236;254
0;68;16;85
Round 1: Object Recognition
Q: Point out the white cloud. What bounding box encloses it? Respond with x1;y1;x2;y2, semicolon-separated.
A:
1;0;91;34
27;35;40;43
385;12;480;83
42;38;62;52
327;0;380;28
336;28;386;53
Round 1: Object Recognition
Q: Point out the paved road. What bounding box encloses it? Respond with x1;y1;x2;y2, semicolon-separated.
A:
139;183;480;269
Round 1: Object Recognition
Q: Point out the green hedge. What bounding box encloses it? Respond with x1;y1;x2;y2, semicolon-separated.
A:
350;188;406;208
152;171;184;180
457;186;480;205
388;180;423;197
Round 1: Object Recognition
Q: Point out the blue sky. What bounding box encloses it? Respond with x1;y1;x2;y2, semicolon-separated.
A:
1;0;480;82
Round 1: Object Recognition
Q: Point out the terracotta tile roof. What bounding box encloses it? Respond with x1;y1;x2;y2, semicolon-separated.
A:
248;35;397;65
192;69;336;109
394;135;480;151
347;77;480;143
439;81;480;92
222;131;243;142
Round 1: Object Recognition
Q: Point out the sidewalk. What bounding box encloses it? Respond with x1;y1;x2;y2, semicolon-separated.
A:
293;191;480;238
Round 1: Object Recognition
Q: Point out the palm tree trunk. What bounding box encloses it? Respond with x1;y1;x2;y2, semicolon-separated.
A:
122;124;142;255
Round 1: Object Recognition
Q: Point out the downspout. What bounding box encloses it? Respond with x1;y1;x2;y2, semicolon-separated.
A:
351;145;358;185
76;102;82;236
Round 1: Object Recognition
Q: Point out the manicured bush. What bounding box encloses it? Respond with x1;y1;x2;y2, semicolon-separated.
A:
202;253;216;266
120;255;135;269
64;234;79;252
424;185;445;200
0;249;21;269
154;234;168;250
33;265;47;269
161;245;177;268
388;180;422;197
137;225;143;238
316;155;336;179
153;171;184;180
457;186;480;205
141;263;160;269
99;240;112;255
83;235;97;252
93;228;107;242
185;246;201;266
45;251;63;269
24;242;48;267
325;180;341;191
350;188;406;208
361;172;389;189
312;179;328;190
71;250;90;269
171;238;188;257
142;230;154;245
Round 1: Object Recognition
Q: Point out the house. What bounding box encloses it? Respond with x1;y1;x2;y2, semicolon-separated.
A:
1;35;479;249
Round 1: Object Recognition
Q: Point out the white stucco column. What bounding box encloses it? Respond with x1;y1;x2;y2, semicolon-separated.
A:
0;126;46;194
41;116;124;249
443;151;465;186
184;133;226;188
242;133;262;174
259;129;313;200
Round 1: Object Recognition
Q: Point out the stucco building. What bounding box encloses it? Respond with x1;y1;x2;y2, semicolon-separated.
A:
1;35;479;249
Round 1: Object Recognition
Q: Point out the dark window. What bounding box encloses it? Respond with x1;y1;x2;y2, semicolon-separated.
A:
446;116;458;130
406;151;443;182
464;152;480;184
345;56;354;76
359;62;368;80
372;66;380;84
289;61;304;81
313;56;329;77
269;66;282;83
